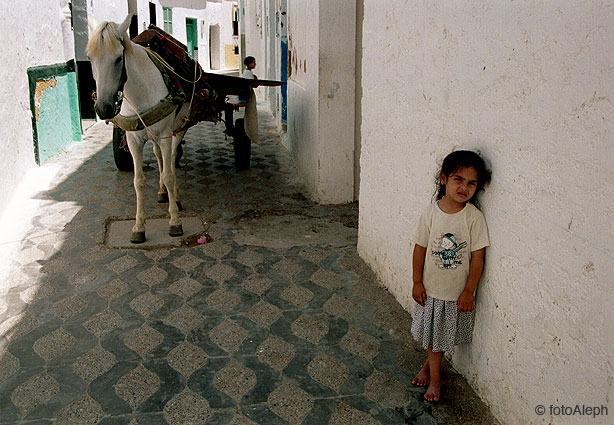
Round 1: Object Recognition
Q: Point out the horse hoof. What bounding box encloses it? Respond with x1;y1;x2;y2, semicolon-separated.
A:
169;225;183;237
158;193;169;203
176;201;183;211
131;231;146;244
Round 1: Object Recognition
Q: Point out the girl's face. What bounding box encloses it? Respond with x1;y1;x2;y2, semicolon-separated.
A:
441;166;479;206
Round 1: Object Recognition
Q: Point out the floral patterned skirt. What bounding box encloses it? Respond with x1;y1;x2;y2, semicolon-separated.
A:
410;295;475;353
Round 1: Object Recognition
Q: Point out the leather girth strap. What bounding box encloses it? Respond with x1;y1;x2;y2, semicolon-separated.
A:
111;94;180;132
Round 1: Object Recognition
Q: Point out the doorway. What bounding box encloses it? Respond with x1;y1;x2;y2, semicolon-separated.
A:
209;24;220;70
186;18;198;60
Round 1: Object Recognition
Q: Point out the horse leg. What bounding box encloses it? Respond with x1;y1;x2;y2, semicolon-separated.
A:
171;131;185;211
152;143;168;203
126;134;147;243
158;136;183;237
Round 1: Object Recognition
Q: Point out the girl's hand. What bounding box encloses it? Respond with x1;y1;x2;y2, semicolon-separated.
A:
412;282;427;306
457;290;475;312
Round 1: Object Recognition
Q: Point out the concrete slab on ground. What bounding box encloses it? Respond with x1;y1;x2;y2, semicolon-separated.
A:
106;216;206;248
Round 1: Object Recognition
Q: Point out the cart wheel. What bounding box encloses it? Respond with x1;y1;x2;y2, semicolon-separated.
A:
112;127;133;171
233;118;251;171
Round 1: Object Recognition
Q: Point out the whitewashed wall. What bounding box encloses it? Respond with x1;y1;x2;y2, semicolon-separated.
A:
284;0;356;203
136;1;234;71
0;0;66;223
358;1;614;424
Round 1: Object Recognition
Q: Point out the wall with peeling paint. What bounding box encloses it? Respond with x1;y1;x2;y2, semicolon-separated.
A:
357;2;614;424
0;0;68;221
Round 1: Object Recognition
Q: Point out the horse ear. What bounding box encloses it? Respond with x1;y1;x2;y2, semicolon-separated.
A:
118;14;133;35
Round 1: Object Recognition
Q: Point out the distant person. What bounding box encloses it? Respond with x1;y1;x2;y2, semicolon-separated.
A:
243;56;258;79
410;150;491;402
239;56;258;104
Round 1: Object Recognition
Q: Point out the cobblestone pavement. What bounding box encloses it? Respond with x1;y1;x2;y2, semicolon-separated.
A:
0;105;498;424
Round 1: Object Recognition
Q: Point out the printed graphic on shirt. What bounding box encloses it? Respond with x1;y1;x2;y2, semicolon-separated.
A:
431;233;467;269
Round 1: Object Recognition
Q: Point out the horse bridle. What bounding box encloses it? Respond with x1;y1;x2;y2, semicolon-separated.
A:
114;50;128;116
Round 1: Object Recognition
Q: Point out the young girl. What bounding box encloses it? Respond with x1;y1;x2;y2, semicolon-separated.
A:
410;150;491;402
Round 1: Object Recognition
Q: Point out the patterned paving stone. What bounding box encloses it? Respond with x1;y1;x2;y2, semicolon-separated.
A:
256;336;295;371
229;412;258;425
97;278;131;301
209;319;248;353
11;372;60;415
107;255;138;274
84;308;123;338
130;292;164;318
247;300;282;328
68;266;99;289
53;295;88;321
364;370;411;409
114;364;161;410
268;381;314;425
236;250;264;268
163;389;211;425
291;314;329;344
204;263;236;284
19;283;56;305
329;401;379;425
0;310;38;342
137;265;168;287
73;345;117;383
307;352;349;392
201;242;232;259
340;327;380;361
242;274;273;296
168;276;203;299
272;259;302;278
323;294;357;322
33;327;75;361
172;253;203;271
310;268;342;290
280;284;314;308
166;341;207;377
206;289;241;314
55;394;105;425
0;349;20;383
213;360;257;402
163;304;205;334
123;324;164;359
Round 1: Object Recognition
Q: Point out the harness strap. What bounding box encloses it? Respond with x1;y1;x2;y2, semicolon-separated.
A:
111;94;181;131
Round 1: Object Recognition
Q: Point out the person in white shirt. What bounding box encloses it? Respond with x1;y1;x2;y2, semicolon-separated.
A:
243;56;258;79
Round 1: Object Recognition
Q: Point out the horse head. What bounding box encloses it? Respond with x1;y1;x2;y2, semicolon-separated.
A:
87;15;133;119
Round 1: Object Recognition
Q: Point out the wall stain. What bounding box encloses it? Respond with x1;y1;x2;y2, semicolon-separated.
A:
34;77;57;121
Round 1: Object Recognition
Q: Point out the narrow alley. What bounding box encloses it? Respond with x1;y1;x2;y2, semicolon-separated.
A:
0;105;497;424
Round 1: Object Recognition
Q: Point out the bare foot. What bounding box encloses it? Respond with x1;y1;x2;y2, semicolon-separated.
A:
424;379;443;402
412;362;430;387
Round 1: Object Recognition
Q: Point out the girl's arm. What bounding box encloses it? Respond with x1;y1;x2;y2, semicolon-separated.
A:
457;248;486;312
412;244;427;306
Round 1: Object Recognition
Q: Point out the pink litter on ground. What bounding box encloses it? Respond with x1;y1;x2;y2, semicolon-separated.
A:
197;236;207;244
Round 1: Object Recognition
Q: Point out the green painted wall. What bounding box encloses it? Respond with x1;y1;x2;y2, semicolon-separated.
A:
27;60;82;164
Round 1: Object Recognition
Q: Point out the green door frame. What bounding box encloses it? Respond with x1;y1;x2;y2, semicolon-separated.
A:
186;18;198;59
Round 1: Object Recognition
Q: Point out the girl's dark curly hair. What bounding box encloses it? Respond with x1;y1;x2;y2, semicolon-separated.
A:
434;150;492;207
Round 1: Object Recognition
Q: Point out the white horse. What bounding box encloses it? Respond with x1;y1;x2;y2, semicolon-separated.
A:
87;15;190;243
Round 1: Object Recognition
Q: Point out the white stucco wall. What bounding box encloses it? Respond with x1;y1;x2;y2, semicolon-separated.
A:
358;2;613;424
0;0;66;224
285;0;356;204
136;0;234;71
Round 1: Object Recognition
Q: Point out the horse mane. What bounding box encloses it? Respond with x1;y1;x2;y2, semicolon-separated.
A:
86;21;133;57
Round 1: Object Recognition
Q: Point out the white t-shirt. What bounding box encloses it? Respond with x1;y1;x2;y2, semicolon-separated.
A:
243;69;256;79
411;202;490;301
